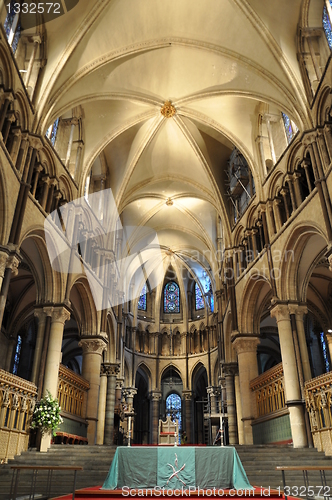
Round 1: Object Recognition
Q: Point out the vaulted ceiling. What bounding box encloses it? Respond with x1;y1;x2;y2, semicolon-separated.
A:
35;0;311;293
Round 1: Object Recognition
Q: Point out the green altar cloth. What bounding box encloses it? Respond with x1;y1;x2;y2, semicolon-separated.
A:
101;447;252;490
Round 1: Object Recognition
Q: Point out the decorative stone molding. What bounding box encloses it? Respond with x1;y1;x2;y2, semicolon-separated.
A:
79;335;108;355
161;101;176;118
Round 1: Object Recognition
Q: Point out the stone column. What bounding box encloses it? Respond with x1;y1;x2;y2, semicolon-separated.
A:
0;253;20;329
0;94;13;134
222;363;239;445
30;308;47;385
150;391;162;444
25;36;41;89
292;173;303;207
79;334;108;445
234;373;244;445
286;177;297;212
182;390;193;444
289;305;312;382
31;164;43;198
65;118;78;169
41;306;71;452
104;362;120;445
270;304;308;448
96;366;107;445
74;140;84;179
273;199;282;232
265;115;277;165
232;334;259;445
8;127;21;163
40;176;50;211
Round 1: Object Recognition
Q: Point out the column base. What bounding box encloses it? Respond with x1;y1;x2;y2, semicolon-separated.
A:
242;418;254;445
38;432;52;453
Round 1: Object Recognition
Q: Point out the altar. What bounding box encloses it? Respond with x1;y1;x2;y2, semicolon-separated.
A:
101;446;253;490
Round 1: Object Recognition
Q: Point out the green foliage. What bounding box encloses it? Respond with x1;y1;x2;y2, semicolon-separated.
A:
31;391;63;436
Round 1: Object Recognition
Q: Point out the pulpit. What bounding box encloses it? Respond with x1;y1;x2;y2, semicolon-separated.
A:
158;416;178;445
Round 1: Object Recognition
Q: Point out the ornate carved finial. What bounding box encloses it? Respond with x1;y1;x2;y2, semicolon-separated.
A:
161;101;176;119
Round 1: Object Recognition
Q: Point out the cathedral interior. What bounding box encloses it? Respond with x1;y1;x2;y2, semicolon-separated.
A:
1;0;332;466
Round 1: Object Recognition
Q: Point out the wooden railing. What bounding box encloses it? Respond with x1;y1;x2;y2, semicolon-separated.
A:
250;363;285;417
305;371;332;455
0;369;37;462
57;365;89;419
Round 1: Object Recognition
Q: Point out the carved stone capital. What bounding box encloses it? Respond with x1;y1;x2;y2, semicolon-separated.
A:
123;387;138;399
43;306;54;317
116;377;125;390
79;335;108;355
103;362;120;377
182;390;193;401
288;304;308;317
222;362;238;377
28;136;43;150
232;334;259;354
270;303;290;323
34;308;47;321
7;254;21;276
51;306;71;325
0;252;8;278
149;390;162;402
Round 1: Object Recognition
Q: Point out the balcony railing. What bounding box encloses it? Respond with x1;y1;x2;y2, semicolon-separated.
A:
250;363;285;418
57;365;89;419
0;369;37;462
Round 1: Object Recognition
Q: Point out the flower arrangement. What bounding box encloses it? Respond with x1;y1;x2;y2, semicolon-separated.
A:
31;391;63;436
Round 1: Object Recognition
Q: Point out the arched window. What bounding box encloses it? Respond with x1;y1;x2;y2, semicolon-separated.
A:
195;273;214;313
12;335;22;375
46;118;60;146
4;1;21;54
323;1;332;50
320;332;330;373
138;283;147;311
164;282;180;313
195;282;204;310
282;113;298;144
166;393;182;443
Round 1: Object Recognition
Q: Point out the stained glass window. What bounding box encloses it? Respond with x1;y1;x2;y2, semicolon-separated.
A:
4;2;16;38
46;118;60;146
282;113;293;144
195;282;204;310
323;1;332;50
166;393;182;444
11;22;21;54
4;1;20;54
164;282;180;313
138;283;147;311
12;335;22;375
320;332;330;373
